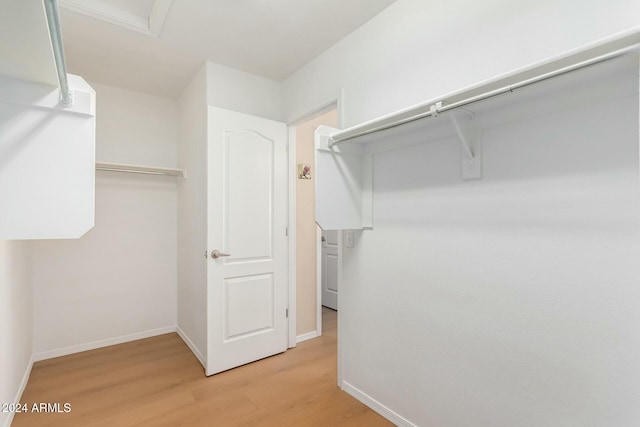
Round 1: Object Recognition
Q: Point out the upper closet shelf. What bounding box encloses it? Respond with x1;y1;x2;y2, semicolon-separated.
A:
329;29;640;148
96;162;186;178
315;28;640;231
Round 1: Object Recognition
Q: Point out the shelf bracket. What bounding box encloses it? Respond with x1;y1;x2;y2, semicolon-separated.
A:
449;111;482;181
429;101;443;118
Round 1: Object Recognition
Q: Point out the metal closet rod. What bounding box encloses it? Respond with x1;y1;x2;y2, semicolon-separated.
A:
43;0;72;106
95;162;186;178
329;42;640;146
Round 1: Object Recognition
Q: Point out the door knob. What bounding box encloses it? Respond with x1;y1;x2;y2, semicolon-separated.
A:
211;250;231;259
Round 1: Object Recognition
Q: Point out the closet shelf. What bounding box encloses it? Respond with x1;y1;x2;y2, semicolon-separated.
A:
95;162;186;178
0;1;97;240
315;29;640;232
329;31;640;147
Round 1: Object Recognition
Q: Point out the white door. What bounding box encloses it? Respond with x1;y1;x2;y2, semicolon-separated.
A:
206;106;288;376
321;230;339;310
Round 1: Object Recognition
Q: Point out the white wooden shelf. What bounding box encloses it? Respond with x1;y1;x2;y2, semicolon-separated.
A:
0;1;97;240
95;162;186;178
329;30;640;147
315;30;640;232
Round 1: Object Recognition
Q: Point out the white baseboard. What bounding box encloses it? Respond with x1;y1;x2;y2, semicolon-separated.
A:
33;326;177;362
2;355;34;427
341;381;418;427
176;326;206;369
296;330;319;343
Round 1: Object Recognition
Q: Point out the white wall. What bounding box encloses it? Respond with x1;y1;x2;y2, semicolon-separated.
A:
0;241;32;427
282;1;640;425
93;83;177;166
177;66;208;366
206;62;282;121
32;82;178;359
345;93;640;426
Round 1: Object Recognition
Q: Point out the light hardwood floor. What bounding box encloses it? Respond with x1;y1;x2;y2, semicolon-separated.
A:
13;308;394;426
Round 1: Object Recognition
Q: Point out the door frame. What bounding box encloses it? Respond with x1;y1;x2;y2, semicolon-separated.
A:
286;91;345;348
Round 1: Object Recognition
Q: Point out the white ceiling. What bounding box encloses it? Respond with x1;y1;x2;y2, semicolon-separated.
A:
59;0;396;98
103;0;156;18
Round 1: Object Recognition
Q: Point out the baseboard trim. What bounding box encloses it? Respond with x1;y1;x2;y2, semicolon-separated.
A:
2;355;34;427
296;330;319;343
33;326;177;362
176;326;206;369
341;381;418;427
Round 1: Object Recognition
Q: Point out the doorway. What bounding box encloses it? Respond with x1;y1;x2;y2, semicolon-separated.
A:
293;108;339;343
320;230;338;310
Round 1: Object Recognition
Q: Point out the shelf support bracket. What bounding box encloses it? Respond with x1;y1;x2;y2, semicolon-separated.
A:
429;101;443;118
449;112;482;181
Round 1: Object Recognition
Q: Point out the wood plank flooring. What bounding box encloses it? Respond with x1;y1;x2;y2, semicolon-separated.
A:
13;308;394;426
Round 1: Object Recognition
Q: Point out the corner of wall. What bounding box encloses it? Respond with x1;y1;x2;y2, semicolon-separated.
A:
177;63;208;364
0;240;34;427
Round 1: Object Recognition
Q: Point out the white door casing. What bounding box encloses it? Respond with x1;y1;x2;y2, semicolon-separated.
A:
321;229;339;310
206;106;288;376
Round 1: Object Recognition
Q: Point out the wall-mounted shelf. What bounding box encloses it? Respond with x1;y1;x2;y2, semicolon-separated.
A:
315;125;369;231
315;30;640;232
96;162;186;178
329;30;640;147
0;0;97;240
